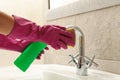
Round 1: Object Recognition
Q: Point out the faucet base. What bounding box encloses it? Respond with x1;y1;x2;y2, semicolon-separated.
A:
76;68;88;76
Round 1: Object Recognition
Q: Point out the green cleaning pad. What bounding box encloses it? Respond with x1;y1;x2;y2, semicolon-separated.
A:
14;42;47;72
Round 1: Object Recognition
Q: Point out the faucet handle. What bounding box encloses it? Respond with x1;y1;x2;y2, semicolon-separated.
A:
68;54;79;63
68;55;78;66
85;55;99;68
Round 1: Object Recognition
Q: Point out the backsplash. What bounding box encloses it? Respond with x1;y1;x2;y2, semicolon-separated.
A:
45;5;120;74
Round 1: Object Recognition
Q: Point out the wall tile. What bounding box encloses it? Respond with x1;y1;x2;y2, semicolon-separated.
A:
76;5;120;61
0;50;44;66
92;59;120;74
47;16;76;26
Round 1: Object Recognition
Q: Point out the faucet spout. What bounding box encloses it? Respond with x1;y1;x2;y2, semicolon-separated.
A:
74;27;85;69
67;25;98;76
67;26;85;69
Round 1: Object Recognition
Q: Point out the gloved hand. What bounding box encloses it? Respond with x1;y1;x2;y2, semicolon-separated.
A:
8;15;75;49
12;39;49;59
0;34;47;59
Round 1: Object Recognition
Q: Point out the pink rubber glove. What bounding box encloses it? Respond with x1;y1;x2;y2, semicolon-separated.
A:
8;15;75;49
0;34;47;59
0;34;29;52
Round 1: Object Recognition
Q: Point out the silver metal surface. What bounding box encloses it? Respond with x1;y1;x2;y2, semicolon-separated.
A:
67;25;98;76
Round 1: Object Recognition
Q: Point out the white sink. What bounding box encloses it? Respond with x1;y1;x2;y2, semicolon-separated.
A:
0;64;120;80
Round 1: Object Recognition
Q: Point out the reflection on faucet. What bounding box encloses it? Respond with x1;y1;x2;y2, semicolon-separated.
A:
67;25;98;76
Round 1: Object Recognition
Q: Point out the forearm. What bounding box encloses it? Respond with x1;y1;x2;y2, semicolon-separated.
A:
0;11;14;35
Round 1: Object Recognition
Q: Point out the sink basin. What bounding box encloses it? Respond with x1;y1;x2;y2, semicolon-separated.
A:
0;64;120;80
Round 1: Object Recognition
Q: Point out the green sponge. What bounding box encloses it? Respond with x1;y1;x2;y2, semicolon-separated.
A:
14;42;47;72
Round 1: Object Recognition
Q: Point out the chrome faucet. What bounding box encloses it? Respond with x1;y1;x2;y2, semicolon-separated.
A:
67;25;98;76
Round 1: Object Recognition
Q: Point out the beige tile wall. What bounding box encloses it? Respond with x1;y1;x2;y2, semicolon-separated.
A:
46;5;120;74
